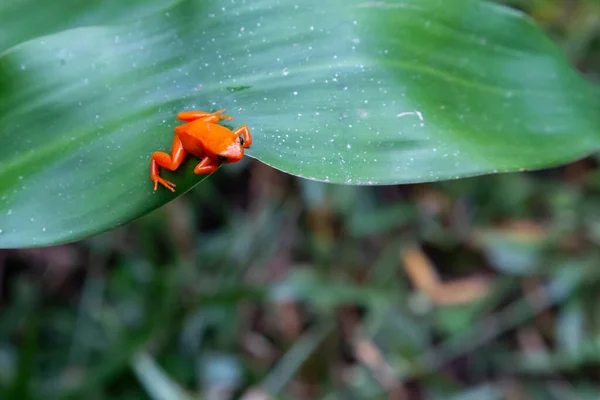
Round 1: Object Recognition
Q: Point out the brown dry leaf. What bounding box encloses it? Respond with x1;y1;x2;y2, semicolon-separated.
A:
353;338;406;398
470;220;548;248
401;245;490;305
497;220;547;241
240;388;272;400
400;245;440;293
432;276;492;305
275;301;303;340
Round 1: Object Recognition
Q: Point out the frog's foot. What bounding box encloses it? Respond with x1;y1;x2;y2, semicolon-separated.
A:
205;110;233;122
212;109;233;119
177;109;233;122
150;138;186;192
152;176;176;192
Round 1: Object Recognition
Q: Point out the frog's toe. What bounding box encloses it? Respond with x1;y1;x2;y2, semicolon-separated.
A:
153;177;176;192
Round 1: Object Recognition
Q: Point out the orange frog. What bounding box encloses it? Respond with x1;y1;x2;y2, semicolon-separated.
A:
150;109;252;192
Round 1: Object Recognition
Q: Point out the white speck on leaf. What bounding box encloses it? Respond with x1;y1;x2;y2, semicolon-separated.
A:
397;110;425;126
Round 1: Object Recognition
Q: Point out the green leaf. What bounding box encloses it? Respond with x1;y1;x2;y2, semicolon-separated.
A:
1;0;599;247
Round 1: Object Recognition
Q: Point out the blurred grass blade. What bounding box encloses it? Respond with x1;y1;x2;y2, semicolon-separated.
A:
447;385;504;400
1;0;599;247
260;320;334;396
132;351;192;400
555;298;585;354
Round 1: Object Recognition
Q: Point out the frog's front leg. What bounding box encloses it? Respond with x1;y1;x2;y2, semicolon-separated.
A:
232;125;252;148
193;157;219;175
177;109;233;123
150;136;187;192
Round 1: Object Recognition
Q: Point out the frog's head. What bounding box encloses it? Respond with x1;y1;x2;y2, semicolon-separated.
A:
216;141;244;164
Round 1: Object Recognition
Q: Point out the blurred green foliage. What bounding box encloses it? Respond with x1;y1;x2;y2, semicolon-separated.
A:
2;0;600;248
1;0;600;399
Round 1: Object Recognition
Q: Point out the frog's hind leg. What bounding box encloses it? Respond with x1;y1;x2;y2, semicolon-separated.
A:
193;157;219;175
177;109;233;123
150;136;187;192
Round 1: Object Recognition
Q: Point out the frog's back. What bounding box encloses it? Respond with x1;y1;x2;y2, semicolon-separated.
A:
177;121;232;158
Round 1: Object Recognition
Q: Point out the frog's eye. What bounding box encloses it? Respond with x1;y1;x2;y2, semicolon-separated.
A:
239;135;244;145
217;155;227;162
